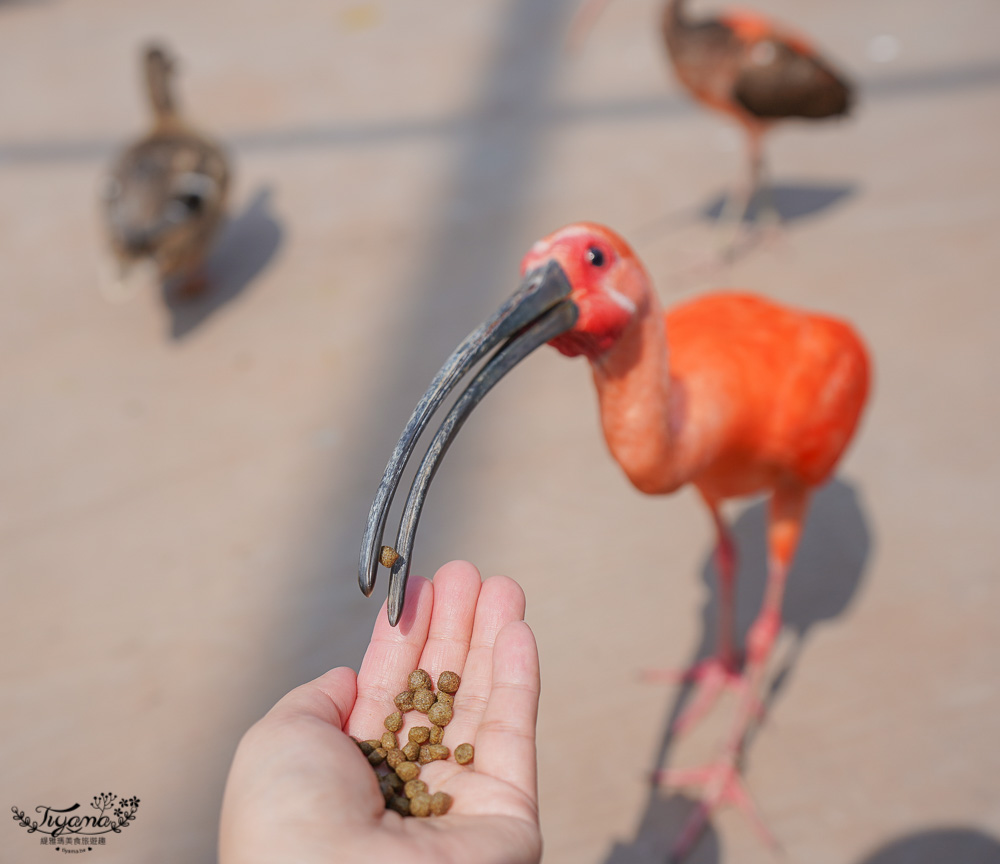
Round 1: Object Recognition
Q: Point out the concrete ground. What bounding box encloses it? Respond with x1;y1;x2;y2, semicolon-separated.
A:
3;0;1000;862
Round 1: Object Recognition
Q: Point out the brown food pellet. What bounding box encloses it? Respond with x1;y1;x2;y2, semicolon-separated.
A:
412;688;436;713
408;726;430;745
427;744;449;761
395;761;420;782
427;702;453;727
409;792;432;818
367;747;387;766
403;779;427;799
437;671;461;694
379;546;400;568
378;780;394;804
370;663;468;818
430;791;453;816
408;669;433;691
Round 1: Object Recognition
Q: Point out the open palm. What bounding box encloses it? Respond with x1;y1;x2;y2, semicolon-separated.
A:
220;560;542;864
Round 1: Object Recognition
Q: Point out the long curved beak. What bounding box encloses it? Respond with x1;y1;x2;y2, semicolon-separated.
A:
359;260;578;625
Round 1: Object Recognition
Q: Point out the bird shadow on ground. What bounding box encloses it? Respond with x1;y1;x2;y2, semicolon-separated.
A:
161;185;283;340
699;180;857;224
600;477;871;863
856;827;1000;864
628;180;857;273
604;792;722;864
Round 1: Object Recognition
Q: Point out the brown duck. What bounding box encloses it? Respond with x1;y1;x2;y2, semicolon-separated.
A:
103;43;230;297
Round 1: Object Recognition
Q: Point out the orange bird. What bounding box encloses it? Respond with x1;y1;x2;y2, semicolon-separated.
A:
572;0;854;228
360;222;870;856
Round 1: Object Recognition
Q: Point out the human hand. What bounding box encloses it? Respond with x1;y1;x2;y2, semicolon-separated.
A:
219;560;541;864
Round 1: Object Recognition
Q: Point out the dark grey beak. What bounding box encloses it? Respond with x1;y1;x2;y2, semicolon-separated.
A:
359;260;578;625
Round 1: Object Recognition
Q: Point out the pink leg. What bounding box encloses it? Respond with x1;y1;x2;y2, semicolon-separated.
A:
643;497;757;735
718;123;782;261
657;486;809;860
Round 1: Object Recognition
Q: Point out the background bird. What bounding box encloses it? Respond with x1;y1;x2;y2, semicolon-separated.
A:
103;42;230;299
571;0;854;240
363;221;870;858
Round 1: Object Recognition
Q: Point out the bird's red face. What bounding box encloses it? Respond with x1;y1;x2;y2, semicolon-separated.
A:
520;222;646;360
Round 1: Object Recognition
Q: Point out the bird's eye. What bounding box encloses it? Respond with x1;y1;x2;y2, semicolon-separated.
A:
172;172;215;214
586;246;606;267
176;191;204;213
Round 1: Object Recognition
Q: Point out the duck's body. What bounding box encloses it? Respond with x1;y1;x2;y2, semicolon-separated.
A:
104;44;229;296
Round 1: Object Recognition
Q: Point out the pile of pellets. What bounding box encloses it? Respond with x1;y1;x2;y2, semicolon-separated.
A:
355;668;475;818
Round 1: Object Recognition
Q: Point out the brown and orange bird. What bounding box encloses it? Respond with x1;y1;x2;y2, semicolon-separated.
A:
360;222;870;857
572;0;854;232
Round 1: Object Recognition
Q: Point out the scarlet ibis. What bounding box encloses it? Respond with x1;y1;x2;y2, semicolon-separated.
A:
360;222;870;856
103;43;230;299
571;0;854;231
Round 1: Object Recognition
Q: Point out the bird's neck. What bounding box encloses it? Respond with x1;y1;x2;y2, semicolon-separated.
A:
590;295;686;495
665;0;692;29
145;55;179;126
662;0;697;59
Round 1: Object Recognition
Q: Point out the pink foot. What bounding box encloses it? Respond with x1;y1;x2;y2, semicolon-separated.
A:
642;656;761;736
655;759;778;861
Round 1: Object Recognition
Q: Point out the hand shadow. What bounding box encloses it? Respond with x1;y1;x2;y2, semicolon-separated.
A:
161;185;283;340
600;477;872;863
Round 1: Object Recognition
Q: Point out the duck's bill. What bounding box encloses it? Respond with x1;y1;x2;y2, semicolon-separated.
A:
359;260;578;625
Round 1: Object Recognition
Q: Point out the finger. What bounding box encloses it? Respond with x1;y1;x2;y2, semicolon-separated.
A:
473;620;540;803
416;560;484;684
351;575;433;738
266;666;359;730
226;667;382;828
444;574;526;746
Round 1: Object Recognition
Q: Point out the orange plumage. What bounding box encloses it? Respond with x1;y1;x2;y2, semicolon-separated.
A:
523;223;869;501
667;292;869;496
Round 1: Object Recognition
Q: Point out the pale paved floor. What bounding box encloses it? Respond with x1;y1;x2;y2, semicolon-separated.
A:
2;1;1000;863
